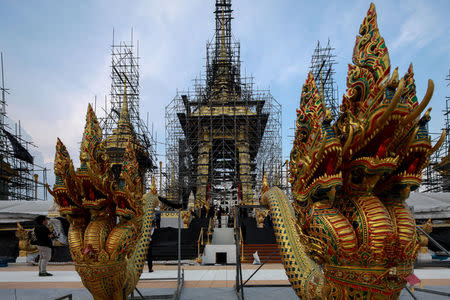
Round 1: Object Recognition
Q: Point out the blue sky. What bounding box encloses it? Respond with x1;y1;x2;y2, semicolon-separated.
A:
1;0;449;187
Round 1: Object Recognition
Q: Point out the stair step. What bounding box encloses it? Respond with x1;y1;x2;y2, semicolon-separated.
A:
241;259;282;264
241;243;282;263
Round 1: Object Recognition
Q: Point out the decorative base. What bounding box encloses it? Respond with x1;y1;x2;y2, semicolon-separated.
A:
16;252;39;264
202;244;236;264
417;251;433;264
15;256;27;263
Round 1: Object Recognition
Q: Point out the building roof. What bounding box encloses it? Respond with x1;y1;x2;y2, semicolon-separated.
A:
0;200;54;223
406;192;450;220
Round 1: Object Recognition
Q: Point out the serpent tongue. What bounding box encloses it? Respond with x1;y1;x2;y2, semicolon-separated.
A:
119;199;126;209
84;244;94;255
61;196;69;206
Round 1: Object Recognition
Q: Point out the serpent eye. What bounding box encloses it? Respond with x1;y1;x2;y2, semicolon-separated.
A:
297;112;307;124
297;128;309;143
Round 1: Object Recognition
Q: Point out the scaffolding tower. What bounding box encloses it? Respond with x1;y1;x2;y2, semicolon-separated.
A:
165;0;282;210
98;33;157;190
431;70;450;192
0;53;48;201
309;40;339;119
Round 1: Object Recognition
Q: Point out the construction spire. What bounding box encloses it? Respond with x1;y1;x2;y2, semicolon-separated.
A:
118;78;131;127
99;33;156;190
165;0;282;211
209;0;236;102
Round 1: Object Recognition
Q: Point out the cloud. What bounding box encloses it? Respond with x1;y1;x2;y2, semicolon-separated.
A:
1;0;448;181
390;0;448;52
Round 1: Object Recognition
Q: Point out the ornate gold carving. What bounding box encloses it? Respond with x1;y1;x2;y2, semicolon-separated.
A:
15;223;38;257
52;104;157;300
263;3;443;299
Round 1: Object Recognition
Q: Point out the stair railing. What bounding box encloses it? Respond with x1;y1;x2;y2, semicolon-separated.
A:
207;217;214;244
197;227;204;262
239;227;244;262
417;226;450;256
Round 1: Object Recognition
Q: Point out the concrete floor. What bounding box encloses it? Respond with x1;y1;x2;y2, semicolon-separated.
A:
0;263;448;299
1;286;449;300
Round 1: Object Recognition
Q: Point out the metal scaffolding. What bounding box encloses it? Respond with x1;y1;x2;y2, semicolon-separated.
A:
429;70;450;192
98;32;157;190
0;52;48;201
309;40;339;119
165;0;282;210
285;40;340;197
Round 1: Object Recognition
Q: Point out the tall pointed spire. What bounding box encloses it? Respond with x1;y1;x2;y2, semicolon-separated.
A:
118;77;131;127
211;0;235;101
218;9;228;63
105;76;136;155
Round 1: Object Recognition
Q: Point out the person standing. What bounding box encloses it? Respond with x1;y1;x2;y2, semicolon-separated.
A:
207;205;215;221
34;215;54;276
147;223;156;272
201;205;207;219
155;211;161;229
217;206;222;228
263;213;273;229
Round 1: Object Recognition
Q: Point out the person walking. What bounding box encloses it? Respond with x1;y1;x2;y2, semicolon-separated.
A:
34;215;54;276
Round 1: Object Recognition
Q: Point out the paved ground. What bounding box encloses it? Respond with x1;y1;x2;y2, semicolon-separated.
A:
0;263;448;299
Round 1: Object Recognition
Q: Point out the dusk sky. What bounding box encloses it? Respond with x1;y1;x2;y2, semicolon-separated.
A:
1;0;449;187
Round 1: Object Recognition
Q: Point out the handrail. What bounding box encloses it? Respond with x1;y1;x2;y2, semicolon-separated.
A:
413;287;450;297
207;216;214;244
417;226;450;256
54;294;72;300
197;227;204;261
239;227;244;262
207;218;211;244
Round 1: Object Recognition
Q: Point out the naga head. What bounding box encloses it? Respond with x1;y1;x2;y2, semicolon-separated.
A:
113;141;143;220
77;104;116;214
290;72;343;214
372;64;444;200
283;3;445;298
48;138;84;217
336;3;438;195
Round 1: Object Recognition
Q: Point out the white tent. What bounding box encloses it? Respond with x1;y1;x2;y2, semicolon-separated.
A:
406;192;450;220
0;200;54;223
0;192;448;224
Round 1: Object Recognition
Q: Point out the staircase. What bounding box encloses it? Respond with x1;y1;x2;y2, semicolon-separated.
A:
151;220;207;261
211;228;234;245
241;244;282;264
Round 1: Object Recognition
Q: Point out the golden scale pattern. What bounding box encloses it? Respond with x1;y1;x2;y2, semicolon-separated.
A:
50;104;158;300
49;3;446;299
262;3;445;299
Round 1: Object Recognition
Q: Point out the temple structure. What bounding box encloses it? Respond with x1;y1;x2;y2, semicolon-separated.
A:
98;34;156;190
165;0;281;210
105;83;149;186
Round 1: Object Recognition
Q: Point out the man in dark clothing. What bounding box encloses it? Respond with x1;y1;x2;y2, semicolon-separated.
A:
217;207;222;228
263;214;273;229
201;205;207;218
207;205;215;220
155;211;161;229
34;215;54;276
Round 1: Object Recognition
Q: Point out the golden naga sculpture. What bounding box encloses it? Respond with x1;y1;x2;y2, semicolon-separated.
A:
181;210;192;228
15;223;38;257
48;104;157;300
261;3;445;299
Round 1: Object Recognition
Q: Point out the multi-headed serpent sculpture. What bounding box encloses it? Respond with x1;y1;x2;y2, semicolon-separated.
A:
261;3;444;299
